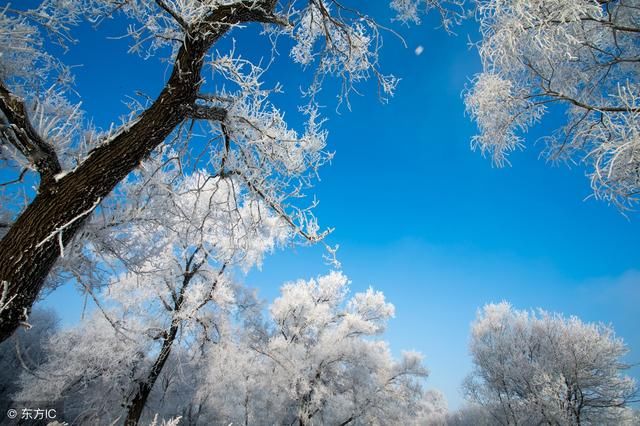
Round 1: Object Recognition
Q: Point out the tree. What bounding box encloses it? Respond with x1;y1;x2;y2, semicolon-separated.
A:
12;153;291;425
247;271;429;425
191;271;431;425
0;0;464;343
445;404;494;426
464;302;638;425
0;308;58;415
15;271;433;425
465;0;640;208
13;261;244;425
107;167;289;425
417;389;449;425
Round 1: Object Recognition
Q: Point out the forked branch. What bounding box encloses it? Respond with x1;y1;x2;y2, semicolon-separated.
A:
0;82;61;184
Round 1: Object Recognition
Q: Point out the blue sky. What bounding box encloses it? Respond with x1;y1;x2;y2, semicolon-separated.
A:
39;4;640;409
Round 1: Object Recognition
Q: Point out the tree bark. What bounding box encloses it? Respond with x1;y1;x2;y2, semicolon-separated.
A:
124;318;181;426
0;1;277;343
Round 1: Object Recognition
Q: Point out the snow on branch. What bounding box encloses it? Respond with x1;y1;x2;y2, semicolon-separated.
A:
36;197;102;257
465;0;640;208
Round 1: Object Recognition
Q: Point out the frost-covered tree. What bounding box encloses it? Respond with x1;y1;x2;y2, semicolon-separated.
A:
464;302;638;425
14;265;244;425
416;389;449;425
465;0;640;208
16;272;433;426
0;308;58;414
0;0;464;342
264;271;428;425
444;404;493;426
14;159;291;425
197;271;430;426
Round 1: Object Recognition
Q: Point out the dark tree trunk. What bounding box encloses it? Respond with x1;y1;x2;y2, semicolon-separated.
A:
0;40;198;340
338;416;354;426
124;320;181;426
124;250;209;426
0;1;277;343
297;369;322;426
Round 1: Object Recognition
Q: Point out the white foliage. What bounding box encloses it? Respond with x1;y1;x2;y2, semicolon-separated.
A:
16;272;430;425
14;163;295;422
465;72;541;165
15;312;152;424
465;302;638;425
254;272;427;425
466;0;640;207
0;1;81;86
418;389;449;425
391;0;465;27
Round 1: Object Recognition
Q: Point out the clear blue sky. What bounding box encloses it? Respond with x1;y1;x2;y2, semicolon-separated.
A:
39;3;640;409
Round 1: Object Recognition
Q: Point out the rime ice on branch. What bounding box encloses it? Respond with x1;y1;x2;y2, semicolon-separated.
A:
464;302;638;425
0;0;463;342
16;272;432;425
465;0;640;208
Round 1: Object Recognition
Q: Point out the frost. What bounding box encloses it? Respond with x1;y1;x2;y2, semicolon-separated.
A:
53;171;69;181
0;280;16;317
465;302;637;425
391;0;464;27
465;73;542;165
466;0;640;207
16;271;430;425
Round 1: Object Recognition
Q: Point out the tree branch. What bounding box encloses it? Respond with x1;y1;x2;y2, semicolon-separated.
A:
196;0;288;33
0;168;28;187
187;105;227;121
0;82;62;184
0;0;281;345
154;0;190;32
546;89;639;113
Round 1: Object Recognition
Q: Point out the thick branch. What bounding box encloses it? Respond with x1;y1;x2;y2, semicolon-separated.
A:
187;105;227;121
195;0;286;32
0;83;61;184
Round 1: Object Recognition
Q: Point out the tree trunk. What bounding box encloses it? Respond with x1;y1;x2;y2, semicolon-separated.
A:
124;319;180;426
0;1;277;343
124;250;211;425
0;44;195;340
